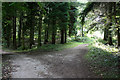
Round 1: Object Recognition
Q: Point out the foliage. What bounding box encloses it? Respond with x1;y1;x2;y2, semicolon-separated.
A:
70;36;94;44
3;41;85;53
2;2;79;49
38;41;83;51
85;41;119;78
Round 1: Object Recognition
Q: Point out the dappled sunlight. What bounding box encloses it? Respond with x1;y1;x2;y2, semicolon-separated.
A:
2;1;120;79
94;42;119;55
85;41;119;78
87;31;104;39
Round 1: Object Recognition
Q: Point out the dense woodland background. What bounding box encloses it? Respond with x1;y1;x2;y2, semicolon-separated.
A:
1;2;120;78
2;2;120;50
2;2;79;50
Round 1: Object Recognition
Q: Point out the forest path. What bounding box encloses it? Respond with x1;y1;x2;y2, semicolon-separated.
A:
2;44;99;78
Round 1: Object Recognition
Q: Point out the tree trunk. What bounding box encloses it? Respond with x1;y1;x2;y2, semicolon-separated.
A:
81;25;84;37
22;22;25;50
38;16;42;47
52;20;56;44
6;18;12;48
104;27;108;41
108;2;113;45
113;2;120;47
44;27;49;44
6;24;11;48
29;15;34;49
46;29;49;42
29;3;35;49
13;16;17;49
18;14;22;47
117;27;120;47
69;25;72;37
108;23;113;45
52;30;56;44
61;29;64;44
65;28;67;43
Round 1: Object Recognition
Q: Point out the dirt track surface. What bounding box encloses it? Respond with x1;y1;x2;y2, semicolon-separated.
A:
2;44;99;78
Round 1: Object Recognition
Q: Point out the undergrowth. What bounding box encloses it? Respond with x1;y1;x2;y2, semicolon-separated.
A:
3;37;93;53
85;39;119;78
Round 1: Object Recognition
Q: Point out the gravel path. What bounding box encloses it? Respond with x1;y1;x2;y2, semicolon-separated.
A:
2;44;99;78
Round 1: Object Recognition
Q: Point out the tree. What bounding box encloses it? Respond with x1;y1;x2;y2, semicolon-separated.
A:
27;3;37;48
38;16;42;47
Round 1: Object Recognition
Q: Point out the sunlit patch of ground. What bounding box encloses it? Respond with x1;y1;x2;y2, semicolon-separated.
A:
85;42;119;78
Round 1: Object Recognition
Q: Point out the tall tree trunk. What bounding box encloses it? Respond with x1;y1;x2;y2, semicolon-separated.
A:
81;25;84;37
108;23;113;45
6;17;12;48
61;29;64;44
113;2;120;47
38;16;42;47
108;2;113;45
52;20;56;44
52;30;56;44
6;24;11;47
81;17;84;37
29;3;35;49
46;29;49;42
18;14;22;47
104;27;108;41
65;28;67;43
29;26;33;48
22;22;25;50
44;26;49;44
69;25;72;37
117;27;120;47
13;16;17;49
29;15;34;49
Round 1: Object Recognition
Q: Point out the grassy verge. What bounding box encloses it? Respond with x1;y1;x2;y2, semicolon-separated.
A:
85;40;119;78
3;37;93;53
38;41;84;51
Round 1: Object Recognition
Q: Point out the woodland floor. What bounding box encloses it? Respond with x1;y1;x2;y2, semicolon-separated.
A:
2;44;100;78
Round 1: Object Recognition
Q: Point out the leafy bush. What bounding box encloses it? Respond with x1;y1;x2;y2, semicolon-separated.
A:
97;39;107;44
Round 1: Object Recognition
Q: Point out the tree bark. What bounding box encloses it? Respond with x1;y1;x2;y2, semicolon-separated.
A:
61;29;64;44
52;30;56;44
29;3;35;49
13;16;17;49
6;24;11;48
38;16;42;47
52;20;56;44
44;26;49;44
65;28;67;43
108;3;113;45
81;17;84;37
6;17;12;48
69;25;72;37
18;14;22;47
117;27;120;47
22;22;25;50
104;27;108;41
81;25;84;37
108;23;113;45
114;2;120;47
29;15;35;48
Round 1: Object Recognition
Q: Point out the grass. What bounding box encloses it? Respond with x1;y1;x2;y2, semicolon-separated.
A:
3;37;93;53
85;40;119;78
38;41;84;51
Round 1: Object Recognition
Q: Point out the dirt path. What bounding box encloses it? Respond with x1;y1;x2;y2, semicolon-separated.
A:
2;44;99;78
